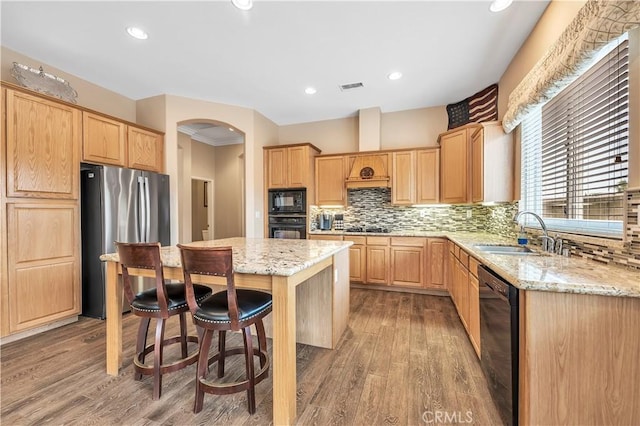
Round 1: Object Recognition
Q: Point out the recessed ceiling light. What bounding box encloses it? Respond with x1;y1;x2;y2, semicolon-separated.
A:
126;27;148;40
305;87;317;95
231;0;253;11
489;0;513;12
388;71;403;81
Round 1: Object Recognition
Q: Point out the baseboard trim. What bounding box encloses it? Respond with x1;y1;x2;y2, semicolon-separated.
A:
0;316;79;346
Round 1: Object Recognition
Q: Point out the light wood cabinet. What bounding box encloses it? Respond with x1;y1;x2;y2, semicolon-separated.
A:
1;88;7;336
416;149;440;204
6;201;80;333
365;237;390;284
344;236;366;283
265;144;320;189
5;89;81;199
439;122;513;204
127;126;164;173
391;149;440;205
471;122;514;203
315;155;346;206
82;112;126;167
468;273;480;355
391;151;415;205
448;242;481;357
426;238;446;288
439;128;469;203
390;237;425;287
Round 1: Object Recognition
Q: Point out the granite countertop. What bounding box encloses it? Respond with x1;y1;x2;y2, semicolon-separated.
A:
100;237;353;277
310;230;640;298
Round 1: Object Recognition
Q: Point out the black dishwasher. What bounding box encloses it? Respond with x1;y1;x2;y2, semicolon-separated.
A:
478;265;519;426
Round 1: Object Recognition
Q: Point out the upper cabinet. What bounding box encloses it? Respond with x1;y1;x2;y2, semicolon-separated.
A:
5;89;81;199
471;122;514;203
392;149;440;205
264;143;320;189
439;127;469;204
127;126;164;173
315;155;346;206
439;122;513;204
82;112;126;167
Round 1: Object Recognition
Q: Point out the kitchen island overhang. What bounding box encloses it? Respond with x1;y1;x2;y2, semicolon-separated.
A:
100;237;352;425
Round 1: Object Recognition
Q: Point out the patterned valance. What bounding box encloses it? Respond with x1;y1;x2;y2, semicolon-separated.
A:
502;0;640;133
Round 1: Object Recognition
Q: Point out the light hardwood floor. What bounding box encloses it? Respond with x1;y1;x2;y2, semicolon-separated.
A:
1;289;502;425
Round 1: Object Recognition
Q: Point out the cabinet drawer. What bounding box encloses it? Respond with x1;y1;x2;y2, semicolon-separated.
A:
310;234;343;241
367;236;390;246
454;245;461;259
391;237;426;247
448;240;455;253
344;236;366;245
459;250;469;269
469;257;480;278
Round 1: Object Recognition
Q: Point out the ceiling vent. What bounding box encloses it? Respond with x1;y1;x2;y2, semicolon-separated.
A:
339;82;364;91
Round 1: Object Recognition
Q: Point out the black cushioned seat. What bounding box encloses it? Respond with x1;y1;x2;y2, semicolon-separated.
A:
116;242;211;401
178;244;272;415
194;290;272;323
132;283;212;312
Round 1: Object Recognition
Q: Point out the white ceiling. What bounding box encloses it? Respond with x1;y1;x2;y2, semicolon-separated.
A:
177;122;245;146
0;0;549;126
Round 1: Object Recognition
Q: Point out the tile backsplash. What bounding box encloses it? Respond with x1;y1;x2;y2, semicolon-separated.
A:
311;188;519;237
310;187;640;271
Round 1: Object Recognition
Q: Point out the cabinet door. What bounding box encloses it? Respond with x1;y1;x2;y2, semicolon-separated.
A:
6;90;81;199
471;129;484;203
82;112;126;166
391;151;415;205
266;148;287;188
287;146;308;188
315;156;346;205
416;149;440;204
440;129;468;203
458;259;469;330
390;246;424;287
348;245;366;283
127;126;163;172
6;201;80;333
468;273;481;356
426;238;446;288
366;246;389;284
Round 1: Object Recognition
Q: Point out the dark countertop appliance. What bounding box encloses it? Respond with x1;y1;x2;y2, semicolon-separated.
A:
268;188;306;215
478;265;519;426
318;213;334;230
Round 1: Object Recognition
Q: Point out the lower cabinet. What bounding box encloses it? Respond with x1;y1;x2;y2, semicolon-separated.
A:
344;236;366;283
365;237;390;284
5;201;80;334
390;237;425;287
448;242;481;357
310;234;447;290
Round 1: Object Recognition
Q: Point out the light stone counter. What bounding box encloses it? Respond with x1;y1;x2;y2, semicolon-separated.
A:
309;230;640;298
100;237;353;277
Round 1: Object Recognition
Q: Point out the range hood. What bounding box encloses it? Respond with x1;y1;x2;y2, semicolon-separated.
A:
345;107;390;188
345;153;390;189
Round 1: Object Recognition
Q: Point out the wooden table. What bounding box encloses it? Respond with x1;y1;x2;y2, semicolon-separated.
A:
101;238;351;425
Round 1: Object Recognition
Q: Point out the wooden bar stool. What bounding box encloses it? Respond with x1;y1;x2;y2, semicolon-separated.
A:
116;242;212;400
178;244;272;414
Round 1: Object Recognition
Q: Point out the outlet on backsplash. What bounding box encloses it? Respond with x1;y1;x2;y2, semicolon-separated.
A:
420;209;428;218
467;210;472;219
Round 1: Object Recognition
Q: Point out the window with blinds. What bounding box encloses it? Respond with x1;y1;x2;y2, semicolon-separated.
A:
520;36;629;237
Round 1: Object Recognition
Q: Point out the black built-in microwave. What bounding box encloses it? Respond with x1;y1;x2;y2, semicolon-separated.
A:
268;189;306;214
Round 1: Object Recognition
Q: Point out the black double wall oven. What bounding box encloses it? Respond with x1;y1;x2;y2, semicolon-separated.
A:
268;188;306;239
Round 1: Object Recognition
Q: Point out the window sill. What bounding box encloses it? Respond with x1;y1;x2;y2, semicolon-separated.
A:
523;227;626;249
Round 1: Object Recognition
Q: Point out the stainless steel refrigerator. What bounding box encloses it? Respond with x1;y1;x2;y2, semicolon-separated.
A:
80;163;170;319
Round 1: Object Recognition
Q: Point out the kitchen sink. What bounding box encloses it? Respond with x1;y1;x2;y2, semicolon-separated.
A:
474;245;540;255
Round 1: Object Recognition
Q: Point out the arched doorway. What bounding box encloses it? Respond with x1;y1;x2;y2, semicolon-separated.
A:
176;119;245;243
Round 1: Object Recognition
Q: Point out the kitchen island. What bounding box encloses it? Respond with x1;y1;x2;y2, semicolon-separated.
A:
100;237;352;425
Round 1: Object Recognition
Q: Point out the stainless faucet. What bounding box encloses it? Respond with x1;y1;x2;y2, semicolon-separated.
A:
513;211;555;253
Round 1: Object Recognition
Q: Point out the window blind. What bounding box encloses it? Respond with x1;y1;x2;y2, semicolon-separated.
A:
520;36;629;237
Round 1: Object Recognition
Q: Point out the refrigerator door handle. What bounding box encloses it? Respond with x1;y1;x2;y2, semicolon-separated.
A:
138;176;146;242
144;176;151;243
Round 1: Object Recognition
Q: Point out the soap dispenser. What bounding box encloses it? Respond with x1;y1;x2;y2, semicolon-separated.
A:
517;226;528;245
